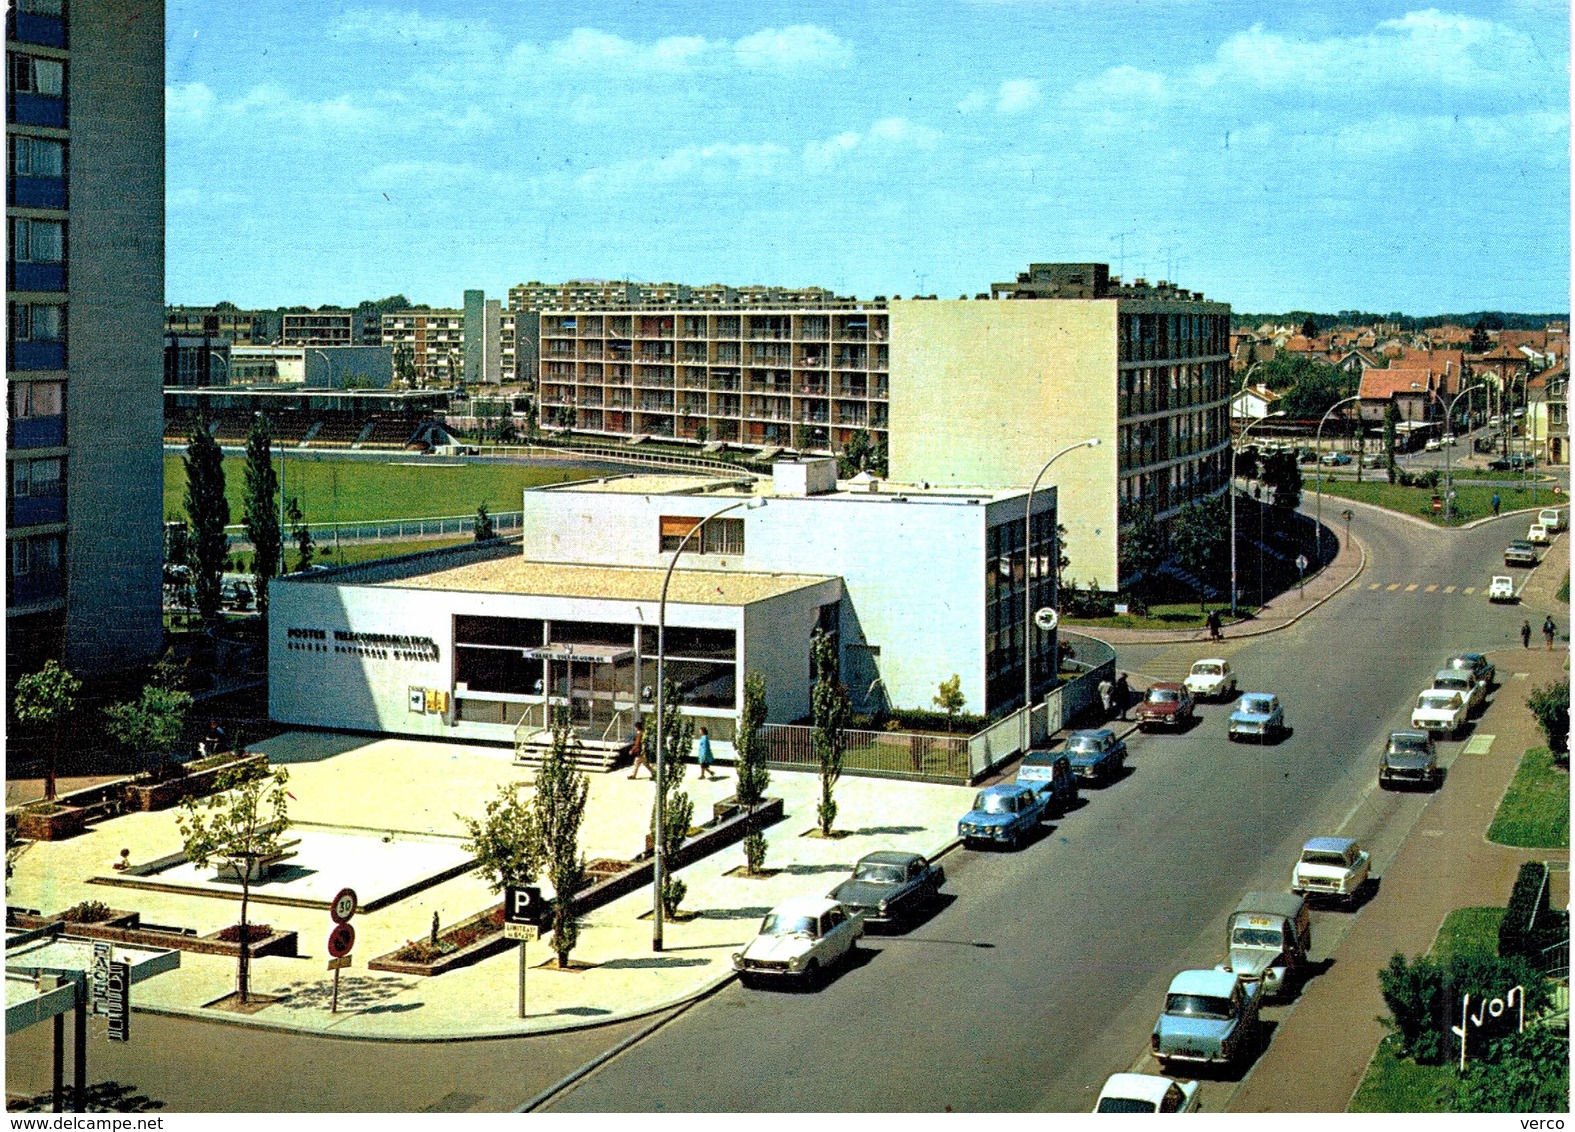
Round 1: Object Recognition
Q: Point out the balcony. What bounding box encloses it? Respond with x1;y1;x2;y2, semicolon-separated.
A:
9;94;65;129
7;11;67;47
8;176;66;210
7;569;64;609
10;414;64;449
10;491;65;528
9;341;65;371
797;380;830;397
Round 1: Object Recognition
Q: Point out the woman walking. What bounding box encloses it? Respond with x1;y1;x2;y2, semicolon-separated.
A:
695;727;716;779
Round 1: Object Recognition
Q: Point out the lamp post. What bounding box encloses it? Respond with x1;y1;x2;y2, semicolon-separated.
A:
652;494;765;951
1230;410;1286;617
1442;383;1486;522
1314;395;1362;564
1022;438;1101;751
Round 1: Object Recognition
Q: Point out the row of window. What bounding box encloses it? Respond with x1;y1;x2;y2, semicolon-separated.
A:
1120;312;1229;363
658;515;745;555
9;134;65;178
11;217;64;262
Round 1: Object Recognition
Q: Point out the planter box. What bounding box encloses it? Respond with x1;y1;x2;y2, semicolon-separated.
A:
15;805;87;842
4;910;296;959
122;753;269;812
370;906;509;977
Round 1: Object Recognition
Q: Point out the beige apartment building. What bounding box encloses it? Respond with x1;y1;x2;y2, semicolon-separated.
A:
381;308;465;385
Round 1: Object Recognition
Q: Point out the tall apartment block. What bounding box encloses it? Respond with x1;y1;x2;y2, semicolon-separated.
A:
381;291;501;386
166;305;279;344
7;0;165;675
536;307;890;454
280;308;381;348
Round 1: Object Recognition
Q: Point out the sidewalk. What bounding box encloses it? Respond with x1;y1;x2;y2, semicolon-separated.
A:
1229;645;1570;1112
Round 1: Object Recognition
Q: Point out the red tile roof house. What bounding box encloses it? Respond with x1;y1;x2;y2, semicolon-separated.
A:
1357;365;1449;429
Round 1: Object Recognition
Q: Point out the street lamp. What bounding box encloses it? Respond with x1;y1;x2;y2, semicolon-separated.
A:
1022;438;1101;751
1442;383;1486;522
1230;410;1286;617
652;494;766;951
1314;395;1362;564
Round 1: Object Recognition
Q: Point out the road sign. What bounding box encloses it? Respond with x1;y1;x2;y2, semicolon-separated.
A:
327;922;356;958
505;884;545;927
106;961;130;1043
330;888;358;925
504;922;541;942
1033;607;1059;632
327;955;352;971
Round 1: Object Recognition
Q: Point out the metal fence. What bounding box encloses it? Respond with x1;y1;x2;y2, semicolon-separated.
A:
762;723;972;783
223;510;523;547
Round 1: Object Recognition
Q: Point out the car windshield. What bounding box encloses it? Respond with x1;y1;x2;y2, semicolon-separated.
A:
1165;993;1233;1020
760;913;816;937
1231;926;1283;948
973;792;1013;814
1192;664;1223;676
1510;541;1533;550
1067;735;1103;753
1419;693;1462;710
1434;677;1469;691
1147;689;1180;703
1301;851;1349;868
1389;734;1430;755
1240;697;1273;714
1449;657;1479;671
1097;1098;1158;1114
853;862;905;884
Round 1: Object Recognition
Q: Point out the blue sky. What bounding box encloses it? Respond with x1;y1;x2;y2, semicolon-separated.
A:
165;1;1570;314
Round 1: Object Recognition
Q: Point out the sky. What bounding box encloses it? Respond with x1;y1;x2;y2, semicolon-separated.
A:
164;1;1571;315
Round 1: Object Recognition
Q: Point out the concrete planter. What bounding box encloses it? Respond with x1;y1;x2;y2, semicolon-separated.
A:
369;906;509;977
15;805;87;842
122;753;269;812
5;910;296;959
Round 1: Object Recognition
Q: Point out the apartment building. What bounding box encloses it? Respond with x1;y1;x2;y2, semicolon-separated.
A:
165;305;278;344
536;307;890;454
7;0;165;675
280;308;382;348
382;308;464;385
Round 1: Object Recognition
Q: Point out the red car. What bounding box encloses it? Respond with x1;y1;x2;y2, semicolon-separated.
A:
1136;683;1196;730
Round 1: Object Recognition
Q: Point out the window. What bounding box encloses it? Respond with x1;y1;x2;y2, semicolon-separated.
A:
12;218;64;262
10;380;62;417
658;515;744;554
12;456;61;497
9;301;65;341
10;55;64;97
10;135;64;177
11;533;60;575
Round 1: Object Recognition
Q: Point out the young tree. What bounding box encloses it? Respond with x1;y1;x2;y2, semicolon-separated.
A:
534;707;589;968
811;630;850;836
13;660;81;802
735;672;771;874
177;764;291;1002
1053;521;1072;608
475;502;496;541
104;684;193;781
1384;401;1399;485
284;498;314;573
242;415;282;616
840;429;873;477
1261;452;1303;510
1300;316;1319;340
184;426;230;624
1170;496;1230;608
933;674;966;733
649;681;695;917
458;783;540;898
1118;500;1166;594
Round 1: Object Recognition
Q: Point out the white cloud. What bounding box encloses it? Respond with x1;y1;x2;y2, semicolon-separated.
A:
166;82;216;124
803;117;940;169
733;25;852;71
546;28;716;71
574;142;792;191
995;79;1042;113
332;8;490;51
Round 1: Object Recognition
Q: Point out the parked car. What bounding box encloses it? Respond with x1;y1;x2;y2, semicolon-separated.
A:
1442;434;1458;446
1184;658;1237;700
1528;523;1552;546
1360;452;1383;468
1296;449;1318;465
1094;1074;1200;1114
1488;575;1518;602
1228;693;1284;742
1218;892;1311;998
1379;730;1440;790
1319;451;1352;466
1432;668;1485;712
827;851;944;927
1063;728;1127;783
1291;837;1371;907
1136;683;1196;730
1538;507;1566;532
1015;750;1079;817
1411;689;1468;739
1504;540;1539;567
958;783;1049;848
732;897;863;986
1490;454;1536;472
1447;653;1496;688
1424;438;1442;452
1151;969;1262;1070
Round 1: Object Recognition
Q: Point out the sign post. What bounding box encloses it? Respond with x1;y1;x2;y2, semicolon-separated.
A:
1295;553;1309;596
105;962;130;1043
90;942;111;1016
327;888;358;1015
505;885;544;1020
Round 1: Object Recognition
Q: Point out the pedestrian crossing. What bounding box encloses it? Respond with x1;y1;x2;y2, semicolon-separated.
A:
1364;581;1514;596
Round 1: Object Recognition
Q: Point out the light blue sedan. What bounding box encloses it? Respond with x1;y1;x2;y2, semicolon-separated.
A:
1228;693;1285;742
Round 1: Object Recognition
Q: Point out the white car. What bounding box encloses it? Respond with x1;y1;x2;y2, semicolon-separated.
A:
1432;668;1485;711
1424;438;1442;452
733;896;863;986
1411;689;1468;738
1538;507;1566;533
1528;523;1552;546
1095;1073;1200;1114
1291;836;1371;907
1184;658;1237;700
1488;576;1517;602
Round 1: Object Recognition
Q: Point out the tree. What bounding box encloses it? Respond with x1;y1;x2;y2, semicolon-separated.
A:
242;415;282;616
285;497;314;573
811;630;850;836
13;660;81;802
475;502;496;541
392;343;416;388
735;672;771;874
458;783;540;897
1053;521;1072;605
1170;495;1230;607
933;674;966;733
1261;451;1303;510
184;426;230;624
177;764;291;1002
1384;400;1400;484
840;429;873;477
646;681;695;917
1300;316;1318;339
534;706;589;968
1526;680;1569;754
1119;500;1166;593
104;684;193;781
1470;318;1491;354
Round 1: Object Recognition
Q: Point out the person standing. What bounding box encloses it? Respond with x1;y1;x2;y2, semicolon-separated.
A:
1206;609;1222;642
1544;616;1557;650
1098;677;1115;720
627;719;651;779
1114;673;1131;721
1492;492;1501;517
695;727;716;779
1521;619;1533;649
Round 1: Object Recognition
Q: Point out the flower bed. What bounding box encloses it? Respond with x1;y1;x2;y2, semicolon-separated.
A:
122;752;268;812
15;804;87;842
371;906;509;976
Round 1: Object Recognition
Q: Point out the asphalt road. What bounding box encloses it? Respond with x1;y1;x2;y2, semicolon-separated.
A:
545;506;1560;1113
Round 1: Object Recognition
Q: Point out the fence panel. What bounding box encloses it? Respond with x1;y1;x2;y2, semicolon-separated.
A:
762;724;972;783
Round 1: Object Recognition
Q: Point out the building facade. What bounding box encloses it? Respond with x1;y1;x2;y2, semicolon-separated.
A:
7;0;165;676
280;308;381;348
382;308;464;385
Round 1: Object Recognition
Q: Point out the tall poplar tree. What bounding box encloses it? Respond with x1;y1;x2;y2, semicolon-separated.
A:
242;415;282;616
184;426;229;624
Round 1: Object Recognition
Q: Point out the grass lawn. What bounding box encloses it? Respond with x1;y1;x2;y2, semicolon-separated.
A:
1063;601;1258;631
1486;747;1570;849
1317;478;1548;526
1349;906;1504;1112
1559;573;1569;604
310;537;475;567
163;454;600;526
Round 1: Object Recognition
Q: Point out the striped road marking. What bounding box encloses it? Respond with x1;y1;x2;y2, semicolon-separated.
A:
1405;584;1419;592
1512;671;1529;681
1369;583;1382;590
1387;583;1401;592
1444;586;1457;593
1463;734;1495;755
1424;584;1438;593
1463;587;1475;594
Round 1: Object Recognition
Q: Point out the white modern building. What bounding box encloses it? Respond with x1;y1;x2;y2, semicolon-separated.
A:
269;460;1058;748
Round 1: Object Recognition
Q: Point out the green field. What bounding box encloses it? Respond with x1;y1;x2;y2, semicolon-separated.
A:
163;454;602;526
1315;479;1550;527
1487;748;1570;849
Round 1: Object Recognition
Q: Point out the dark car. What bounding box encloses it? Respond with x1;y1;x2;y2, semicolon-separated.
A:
828;851;944;926
1064;728;1127;783
1379;730;1439;790
1448;653;1496;689
1136;683;1196;730
1015;750;1079;816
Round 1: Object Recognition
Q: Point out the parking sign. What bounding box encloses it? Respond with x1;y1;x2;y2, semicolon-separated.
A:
505;884;544;927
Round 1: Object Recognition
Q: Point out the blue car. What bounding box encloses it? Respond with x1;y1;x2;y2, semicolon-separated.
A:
1228;693;1285;742
958;783;1048;849
1063;728;1127;783
1015;750;1079;817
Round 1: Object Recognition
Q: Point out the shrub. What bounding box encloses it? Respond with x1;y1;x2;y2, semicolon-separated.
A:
59;900;114;923
1499;861;1568;961
1459;1026;1571;1112
1526;681;1569;754
1379;949;1550;1065
216;922;274;943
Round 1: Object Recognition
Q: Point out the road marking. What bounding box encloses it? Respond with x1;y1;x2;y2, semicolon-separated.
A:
1386;583;1401;592
1443;586;1456;593
1512;671;1529;681
1463;734;1495;755
1369;583;1382;591
1404;584;1419;592
1463;587;1475;594
1424;584;1438;593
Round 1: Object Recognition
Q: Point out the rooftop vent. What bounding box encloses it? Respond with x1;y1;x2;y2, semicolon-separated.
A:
772;456;838;497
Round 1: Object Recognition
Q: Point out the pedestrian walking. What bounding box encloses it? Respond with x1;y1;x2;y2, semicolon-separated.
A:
1206;609;1222;642
1491;493;1501;516
1521;619;1532;648
1098;677;1115;720
1115;673;1131;721
627;719;651;779
1544;616;1557;650
695;727;716;779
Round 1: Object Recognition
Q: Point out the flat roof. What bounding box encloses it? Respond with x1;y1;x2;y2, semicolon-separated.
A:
543;472;1033;505
381;557;836;605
